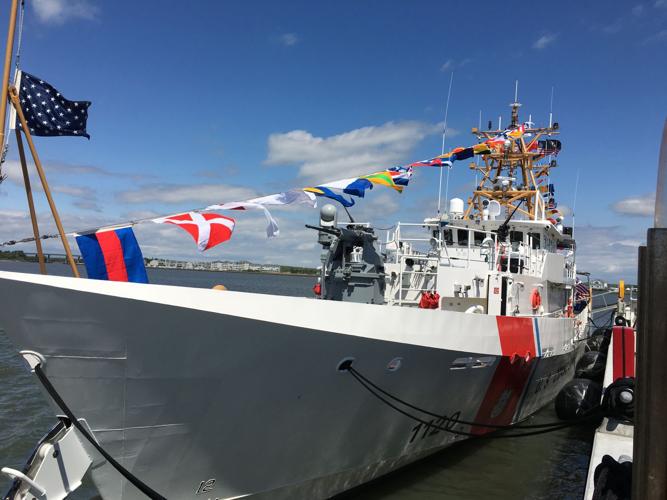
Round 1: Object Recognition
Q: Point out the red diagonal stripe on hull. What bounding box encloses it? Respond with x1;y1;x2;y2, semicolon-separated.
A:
471;357;534;435
96;230;129;282
471;317;537;435
496;316;536;358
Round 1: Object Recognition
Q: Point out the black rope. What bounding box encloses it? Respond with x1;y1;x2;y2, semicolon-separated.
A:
349;367;599;430
34;364;166;500
347;367;601;438
588;307;615;331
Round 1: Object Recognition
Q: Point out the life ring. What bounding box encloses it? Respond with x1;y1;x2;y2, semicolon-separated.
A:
566;298;573;318
530;288;542;311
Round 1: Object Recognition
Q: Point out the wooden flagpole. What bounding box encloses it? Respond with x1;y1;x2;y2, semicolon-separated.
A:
15;128;47;274
9;87;80;277
0;0;18;149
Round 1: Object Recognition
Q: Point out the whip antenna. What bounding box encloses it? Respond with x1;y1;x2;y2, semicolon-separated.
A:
572;169;580;236
549;86;554;128
437;71;454;214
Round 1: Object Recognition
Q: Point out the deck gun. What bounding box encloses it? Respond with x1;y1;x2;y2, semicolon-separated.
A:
496;199;524;243
306;204;386;304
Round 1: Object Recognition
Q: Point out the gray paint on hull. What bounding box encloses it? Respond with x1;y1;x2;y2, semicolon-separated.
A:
0;279;583;499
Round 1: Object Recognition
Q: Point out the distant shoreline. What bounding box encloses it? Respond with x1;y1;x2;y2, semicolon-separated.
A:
0;258;317;278
148;267;317;278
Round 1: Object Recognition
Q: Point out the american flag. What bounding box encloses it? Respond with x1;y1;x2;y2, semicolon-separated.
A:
575;280;590;300
17;71;90;138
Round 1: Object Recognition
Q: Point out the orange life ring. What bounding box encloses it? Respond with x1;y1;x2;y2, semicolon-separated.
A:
530;288;542;310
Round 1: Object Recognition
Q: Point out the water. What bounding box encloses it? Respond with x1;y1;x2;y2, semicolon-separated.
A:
0;261;595;499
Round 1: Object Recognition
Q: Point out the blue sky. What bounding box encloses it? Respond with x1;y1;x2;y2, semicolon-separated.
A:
0;0;665;281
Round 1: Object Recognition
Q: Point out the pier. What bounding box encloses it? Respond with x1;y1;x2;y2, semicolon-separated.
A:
21;252;83;264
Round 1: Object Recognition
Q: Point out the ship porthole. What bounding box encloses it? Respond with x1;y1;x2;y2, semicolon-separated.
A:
386;357;403;372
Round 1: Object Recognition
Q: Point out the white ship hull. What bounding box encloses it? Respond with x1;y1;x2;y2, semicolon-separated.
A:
0;271;588;499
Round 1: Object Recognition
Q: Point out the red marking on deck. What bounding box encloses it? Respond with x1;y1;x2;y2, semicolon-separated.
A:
612;326;635;379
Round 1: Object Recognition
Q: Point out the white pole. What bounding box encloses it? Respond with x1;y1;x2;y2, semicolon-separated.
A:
549;86;554;128
437;72;454;214
475;109;481;185
572;169;580;236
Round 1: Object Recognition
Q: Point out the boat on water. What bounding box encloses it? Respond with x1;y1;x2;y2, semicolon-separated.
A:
0;3;593;499
0;104;592;500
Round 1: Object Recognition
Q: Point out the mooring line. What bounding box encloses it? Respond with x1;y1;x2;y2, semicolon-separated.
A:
34;364;166;500
347;366;601;438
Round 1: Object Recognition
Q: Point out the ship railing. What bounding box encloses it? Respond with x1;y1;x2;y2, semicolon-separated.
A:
387;223;558;307
394;253;440;306
513;309;565;318
389;222;501;271
439;224;500;271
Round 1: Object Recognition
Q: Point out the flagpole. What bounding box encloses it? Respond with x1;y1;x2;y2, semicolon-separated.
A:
15;128;47;274
9;87;80;277
0;0;19;150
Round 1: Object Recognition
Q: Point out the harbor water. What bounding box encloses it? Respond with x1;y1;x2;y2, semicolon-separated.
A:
0;261;611;499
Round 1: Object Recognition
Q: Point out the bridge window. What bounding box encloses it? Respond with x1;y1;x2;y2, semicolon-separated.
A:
528;232;541;249
474;231;486;246
457;229;469;246
509;231;524;244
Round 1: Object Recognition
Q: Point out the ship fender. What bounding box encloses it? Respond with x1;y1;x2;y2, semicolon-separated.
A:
555;378;603;420
575;351;607;381
585;333;610;354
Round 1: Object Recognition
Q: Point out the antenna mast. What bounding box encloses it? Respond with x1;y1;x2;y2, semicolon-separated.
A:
437;72;454;214
572;169;580;236
549;86;554;128
464;84;561;221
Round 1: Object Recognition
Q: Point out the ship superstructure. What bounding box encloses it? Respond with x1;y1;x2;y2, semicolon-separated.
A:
314;101;576;324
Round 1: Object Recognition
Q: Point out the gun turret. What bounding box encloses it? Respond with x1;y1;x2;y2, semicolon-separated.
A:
308;204;385;304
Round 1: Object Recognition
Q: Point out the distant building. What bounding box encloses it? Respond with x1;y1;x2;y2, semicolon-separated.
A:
143;257;311;274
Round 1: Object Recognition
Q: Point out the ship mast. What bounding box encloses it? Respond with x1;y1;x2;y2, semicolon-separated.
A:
464;91;560;222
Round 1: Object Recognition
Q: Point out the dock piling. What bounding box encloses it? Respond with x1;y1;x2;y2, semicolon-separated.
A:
633;229;667;500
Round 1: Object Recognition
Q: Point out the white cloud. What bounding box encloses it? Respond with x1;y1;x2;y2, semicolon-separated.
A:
72;200;101;212
278;33;299;47
642;29;667;44
117;183;257;205
602;19;624;34
439;58;472;72
52;184;95;199
0;160;99;205
557;204;572;217
612;193;655;217
31;0;98;25
345;191;400;224
0;208;108;254
532;33;557;49
574;224;644;282
131;208;324;266
440;59;453;72
265;120;443;182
